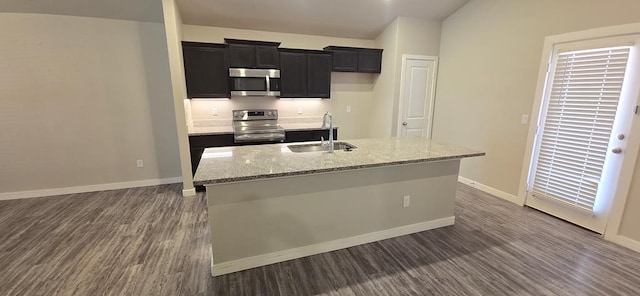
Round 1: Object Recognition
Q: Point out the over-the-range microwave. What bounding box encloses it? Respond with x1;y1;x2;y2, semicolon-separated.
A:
229;68;280;97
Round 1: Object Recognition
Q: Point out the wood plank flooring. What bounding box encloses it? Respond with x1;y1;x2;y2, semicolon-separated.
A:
1;183;640;295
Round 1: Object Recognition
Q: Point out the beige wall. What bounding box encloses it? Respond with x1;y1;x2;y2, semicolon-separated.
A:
434;0;640;196
161;0;195;194
391;17;442;135
182;25;376;139
0;13;181;194
207;160;459;272
370;19;399;138
370;17;442;138
619;154;640;241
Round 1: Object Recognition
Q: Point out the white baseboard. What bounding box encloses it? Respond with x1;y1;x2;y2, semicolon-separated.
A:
182;188;196;197
211;216;455;276
606;234;640;253
0;177;183;201
458;176;522;205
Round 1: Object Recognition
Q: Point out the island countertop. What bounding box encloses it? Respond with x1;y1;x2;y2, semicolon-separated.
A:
193;137;485;186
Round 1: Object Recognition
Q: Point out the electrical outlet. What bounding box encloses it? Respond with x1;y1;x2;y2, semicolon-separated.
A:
521;114;529;125
212;107;219;116
403;195;411;208
346;105;352;113
136;159;144;168
297;106;303;114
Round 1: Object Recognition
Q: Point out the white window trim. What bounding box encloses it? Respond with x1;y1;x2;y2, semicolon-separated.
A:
518;23;640;239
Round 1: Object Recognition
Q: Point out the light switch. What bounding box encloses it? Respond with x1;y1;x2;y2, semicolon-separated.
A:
297;106;303;114
346;105;352;113
521;114;529;125
212;107;219;116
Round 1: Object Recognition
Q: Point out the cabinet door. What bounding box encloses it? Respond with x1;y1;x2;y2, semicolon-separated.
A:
189;134;236;176
307;53;332;98
182;44;230;98
280;51;308;98
255;45;280;68
228;44;256;68
285;129;338;143
331;49;358;72
358;49;383;73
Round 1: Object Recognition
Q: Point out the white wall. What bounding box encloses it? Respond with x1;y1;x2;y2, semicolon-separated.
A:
434;0;640;196
0;13;181;195
434;0;640;250
619;155;640;242
370;17;442;138
162;0;195;195
182;25;376;139
370;19;399;138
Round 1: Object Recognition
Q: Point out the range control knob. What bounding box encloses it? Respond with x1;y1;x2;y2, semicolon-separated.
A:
267;111;272;116
233;112;239;117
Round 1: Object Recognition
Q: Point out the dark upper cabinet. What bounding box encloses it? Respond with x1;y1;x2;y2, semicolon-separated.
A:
225;39;281;69
307;53;332;98
280;51;308;97
280;49;331;98
181;42;230;99
324;46;383;73
329;48;358;72
358;49;383;73
227;44;255;68
255;45;280;68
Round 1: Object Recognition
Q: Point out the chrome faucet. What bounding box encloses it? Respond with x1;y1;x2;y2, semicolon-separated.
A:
321;112;334;153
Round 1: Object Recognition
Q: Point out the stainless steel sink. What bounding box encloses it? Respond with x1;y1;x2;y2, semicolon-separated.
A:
287;142;357;153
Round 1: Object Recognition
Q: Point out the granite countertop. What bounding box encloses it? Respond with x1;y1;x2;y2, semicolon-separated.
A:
193;137;485;185
187;123;337;136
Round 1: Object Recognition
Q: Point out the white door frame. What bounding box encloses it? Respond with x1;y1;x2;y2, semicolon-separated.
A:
396;54;439;138
517;23;640;237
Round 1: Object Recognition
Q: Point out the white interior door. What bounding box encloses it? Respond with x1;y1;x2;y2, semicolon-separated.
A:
397;55;438;138
525;36;640;234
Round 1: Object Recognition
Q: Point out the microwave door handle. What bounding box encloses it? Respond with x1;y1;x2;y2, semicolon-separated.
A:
265;75;270;92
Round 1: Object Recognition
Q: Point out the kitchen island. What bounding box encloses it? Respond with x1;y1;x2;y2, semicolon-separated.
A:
193;137;484;276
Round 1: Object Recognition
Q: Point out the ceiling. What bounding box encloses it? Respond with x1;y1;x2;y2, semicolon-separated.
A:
0;0;164;23
0;0;469;40
179;0;470;39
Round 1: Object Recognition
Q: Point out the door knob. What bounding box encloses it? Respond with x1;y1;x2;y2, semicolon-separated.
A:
402;122;408;126
612;148;623;154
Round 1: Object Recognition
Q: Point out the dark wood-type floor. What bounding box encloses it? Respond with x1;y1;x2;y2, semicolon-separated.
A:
1;183;640;295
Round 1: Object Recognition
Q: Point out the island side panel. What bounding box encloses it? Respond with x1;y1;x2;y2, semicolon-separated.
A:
205;160;460;275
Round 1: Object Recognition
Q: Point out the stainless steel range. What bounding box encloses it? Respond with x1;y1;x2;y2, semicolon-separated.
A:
232;109;285;143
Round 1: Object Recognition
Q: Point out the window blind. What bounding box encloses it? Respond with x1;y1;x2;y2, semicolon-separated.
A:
531;46;631;211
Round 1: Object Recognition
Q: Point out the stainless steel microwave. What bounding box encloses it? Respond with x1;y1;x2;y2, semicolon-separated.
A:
229;68;281;97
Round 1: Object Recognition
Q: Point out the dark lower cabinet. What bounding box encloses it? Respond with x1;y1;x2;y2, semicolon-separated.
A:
189;134;237;175
182;42;230;99
285;128;338;143
280;49;332;98
189;129;338;176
